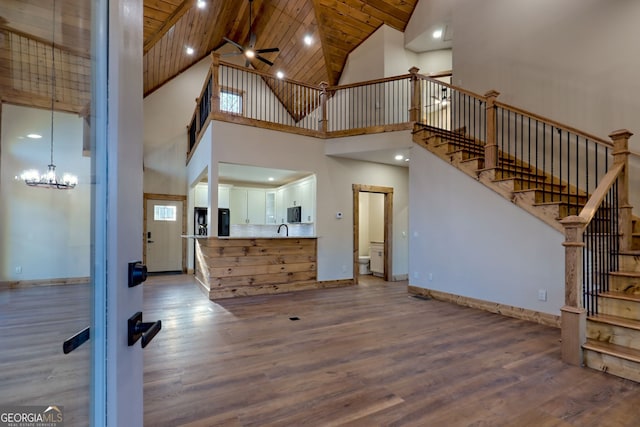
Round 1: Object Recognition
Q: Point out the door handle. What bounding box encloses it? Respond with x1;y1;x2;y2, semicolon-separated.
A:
147;240;154;243
128;311;162;348
63;326;90;354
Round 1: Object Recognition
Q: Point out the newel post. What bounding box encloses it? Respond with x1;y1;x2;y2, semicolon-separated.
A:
610;129;634;250
409;66;421;123
319;81;328;134
211;52;221;114
559;215;587;366
483;90;500;169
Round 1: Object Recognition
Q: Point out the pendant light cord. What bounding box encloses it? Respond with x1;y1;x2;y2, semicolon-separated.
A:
50;0;56;166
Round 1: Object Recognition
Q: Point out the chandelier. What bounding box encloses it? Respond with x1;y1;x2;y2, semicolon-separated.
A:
20;0;78;190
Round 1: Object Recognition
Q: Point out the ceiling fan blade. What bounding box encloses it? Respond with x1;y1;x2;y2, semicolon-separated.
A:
256;47;279;54
223;37;244;52
256;55;274;67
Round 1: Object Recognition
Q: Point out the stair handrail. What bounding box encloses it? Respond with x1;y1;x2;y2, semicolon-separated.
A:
559;129;633;367
493;101;611;148
575;163;624;225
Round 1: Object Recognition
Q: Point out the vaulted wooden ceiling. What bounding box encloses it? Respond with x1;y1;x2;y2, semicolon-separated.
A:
0;0;419;113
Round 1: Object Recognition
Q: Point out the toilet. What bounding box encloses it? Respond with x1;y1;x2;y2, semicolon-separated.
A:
358;255;371;275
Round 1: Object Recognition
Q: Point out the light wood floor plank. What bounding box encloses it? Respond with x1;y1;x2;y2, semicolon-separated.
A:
3;274;640;426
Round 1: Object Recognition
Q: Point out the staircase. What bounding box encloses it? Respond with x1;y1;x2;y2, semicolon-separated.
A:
412;124;587;233
413;122;640;383
583;218;640;382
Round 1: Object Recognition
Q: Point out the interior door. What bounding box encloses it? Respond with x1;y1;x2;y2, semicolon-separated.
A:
146;199;184;272
0;1;148;426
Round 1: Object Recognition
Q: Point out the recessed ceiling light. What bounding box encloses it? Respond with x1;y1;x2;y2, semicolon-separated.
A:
405;158;410;162
395;154;404;161
185;46;194;55
197;0;206;9
304;35;313;46
432;29;443;39
268;177;275;182
27;133;43;139
276;71;284;79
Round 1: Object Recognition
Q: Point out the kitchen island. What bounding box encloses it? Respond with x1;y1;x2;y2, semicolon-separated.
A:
191;236;350;300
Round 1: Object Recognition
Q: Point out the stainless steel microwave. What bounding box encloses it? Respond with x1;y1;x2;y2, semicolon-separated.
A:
287;206;302;223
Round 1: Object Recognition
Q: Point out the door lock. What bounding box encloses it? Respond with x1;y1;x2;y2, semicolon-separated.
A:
128;261;147;287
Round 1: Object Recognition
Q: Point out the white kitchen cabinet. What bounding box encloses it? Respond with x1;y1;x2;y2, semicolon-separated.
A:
194;183;208;207
247;188;266;224
275;188;286;224
275;175;316;223
265;191;276;224
298;177;315;223
370;242;384;276
229;187;266;224
218;185;230;209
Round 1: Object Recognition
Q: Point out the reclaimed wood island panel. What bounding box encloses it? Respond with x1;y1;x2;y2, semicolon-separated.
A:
194;237;348;299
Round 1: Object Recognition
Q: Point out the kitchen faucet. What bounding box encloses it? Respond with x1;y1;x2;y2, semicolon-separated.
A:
277;223;289;236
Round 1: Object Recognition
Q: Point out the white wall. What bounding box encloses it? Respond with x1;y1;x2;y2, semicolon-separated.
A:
452;0;640;210
0;104;91;281
203;121;410;281
409;145;565;316
453;0;640;139
143;57;211;195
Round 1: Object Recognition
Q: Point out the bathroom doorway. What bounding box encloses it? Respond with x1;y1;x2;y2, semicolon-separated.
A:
352;184;393;284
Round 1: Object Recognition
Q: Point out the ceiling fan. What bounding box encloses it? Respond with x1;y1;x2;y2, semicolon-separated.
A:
222;0;279;67
430;87;451;107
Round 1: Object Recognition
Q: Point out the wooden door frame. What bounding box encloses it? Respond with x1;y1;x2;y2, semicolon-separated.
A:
143;193;188;272
352;184;393;284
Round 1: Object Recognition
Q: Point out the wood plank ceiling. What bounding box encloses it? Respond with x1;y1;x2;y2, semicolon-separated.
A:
0;0;418;113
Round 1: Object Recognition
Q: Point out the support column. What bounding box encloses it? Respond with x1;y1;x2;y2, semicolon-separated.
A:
559;215;587;366
319;81;328;134
211;52;221;114
409;66;421;123
483;90;500;169
610;129;633;250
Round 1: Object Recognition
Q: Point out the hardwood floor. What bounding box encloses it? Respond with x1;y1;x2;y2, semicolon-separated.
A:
2;275;640;426
142;275;640;427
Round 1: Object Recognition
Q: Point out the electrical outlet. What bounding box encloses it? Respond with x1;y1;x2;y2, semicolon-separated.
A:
15;266;22;274
538;289;547;302
413;271;419;279
428;273;433;282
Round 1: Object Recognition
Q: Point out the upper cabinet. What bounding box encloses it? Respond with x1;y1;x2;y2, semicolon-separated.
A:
194;183;208;207
218;185;230;209
229;187;267;225
219;175;315;226
276;175;316;224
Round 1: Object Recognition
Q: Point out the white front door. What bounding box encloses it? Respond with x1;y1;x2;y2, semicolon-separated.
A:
146;199;184;272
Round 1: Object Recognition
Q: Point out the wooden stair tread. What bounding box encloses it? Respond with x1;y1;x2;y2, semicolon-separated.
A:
477;167;546;179
610;271;640;278
512;188;588;197
620;250;640;256
598;291;640;303
588;313;640;331
583;339;640;364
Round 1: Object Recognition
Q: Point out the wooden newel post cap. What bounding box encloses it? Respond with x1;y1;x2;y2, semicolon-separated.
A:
409;66;420;75
560;215;587;245
608;129;633;141
484;89;500;99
